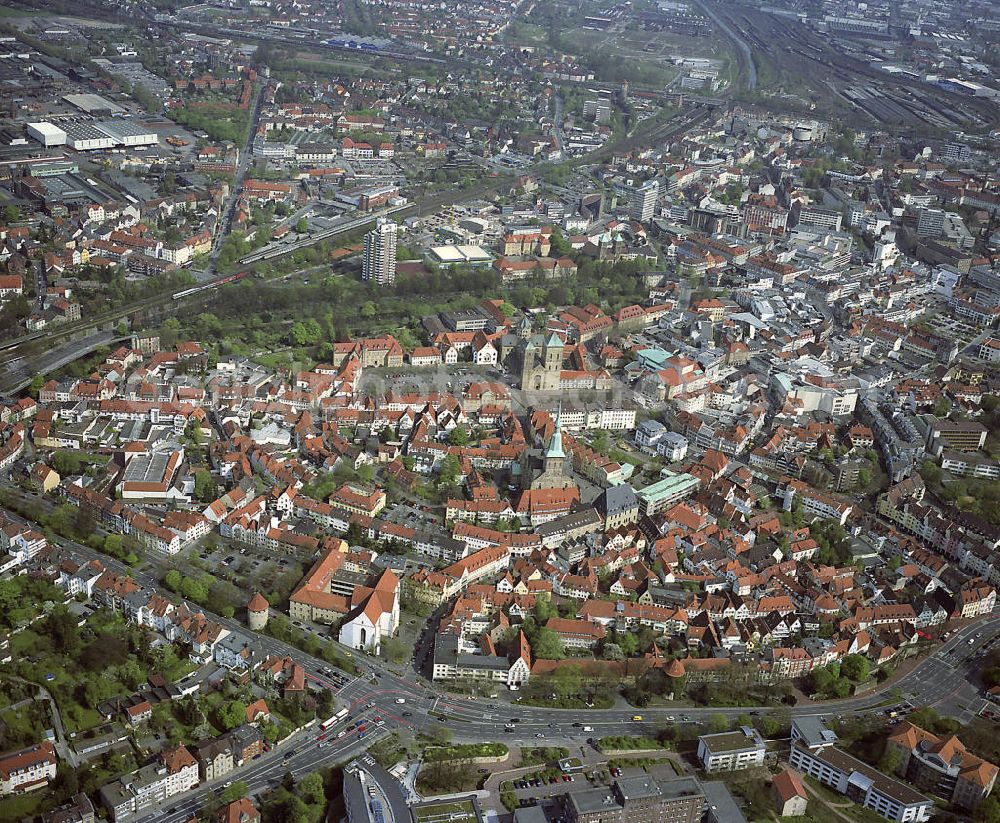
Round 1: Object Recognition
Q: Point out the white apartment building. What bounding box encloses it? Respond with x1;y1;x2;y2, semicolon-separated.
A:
362;217;398;286
697;729;767;773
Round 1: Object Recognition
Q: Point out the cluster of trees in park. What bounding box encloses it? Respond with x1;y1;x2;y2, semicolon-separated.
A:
4;605;199;735
413;725;483;794
777;502;853;566
623;661;798;709
806;654;872;699
171;102;250;145
519;663;618;708
0;576;64;634
123;81;163;115
0;292;30;337
165;235;657;372
339;0;380;36
204;769;333;823
162;568;243;618
72;266;196;317
0;490;147;566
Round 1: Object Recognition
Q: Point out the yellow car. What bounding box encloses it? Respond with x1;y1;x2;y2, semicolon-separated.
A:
631;715;643;722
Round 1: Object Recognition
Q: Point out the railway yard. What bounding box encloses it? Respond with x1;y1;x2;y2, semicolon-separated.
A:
705;0;998;133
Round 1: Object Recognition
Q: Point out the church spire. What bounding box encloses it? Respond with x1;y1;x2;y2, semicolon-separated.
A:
545;405;565;459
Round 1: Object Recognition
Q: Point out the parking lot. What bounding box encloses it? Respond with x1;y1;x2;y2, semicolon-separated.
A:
382;503;440;532
184;539;305;608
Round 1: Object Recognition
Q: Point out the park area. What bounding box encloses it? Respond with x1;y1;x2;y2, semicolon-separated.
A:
412;798;481;823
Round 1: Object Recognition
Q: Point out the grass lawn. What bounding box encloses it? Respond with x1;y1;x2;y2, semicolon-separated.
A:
505;21;548;46
412;799;479;822
608;755;676;770
162;658;197;682
424;742;507;762
0;789;50;821
63;707;103;735
415;755;485;796
801;776;888;823
519;693;614;709
598;735;668;752
0;5;41;16
519;746;570;766
0;702;44;741
5;615;174;736
9;629;40;655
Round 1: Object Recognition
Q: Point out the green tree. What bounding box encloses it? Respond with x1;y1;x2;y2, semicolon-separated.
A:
618;632;639;657
437;454;461;489
289;319;322;346
3;204;19;223
261;720;281;745
164;569;182;592
974;795;1000;823
219;781;249;805
295;218;309;233
46;606;81;656
176;696;204;727
878;745;902;776
602;642;623;660
52;451;84;475
193;469;216;504
531;628;565;660
591;430;611;455
757;714;781;737
841;654;870;682
421;725;453;747
707;713;729;733
448;426;469;446
102;534;124;560
298;772;325;806
217;700;248;731
533;597;558;623
380;636;408;664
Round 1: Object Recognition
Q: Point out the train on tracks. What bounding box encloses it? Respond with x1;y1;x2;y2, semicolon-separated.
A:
172;270;253;301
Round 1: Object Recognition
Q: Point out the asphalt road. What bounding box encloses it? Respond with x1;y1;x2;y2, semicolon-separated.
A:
0;331;122;395
24;504;999;817
208;81;267;274
137;611;1000;821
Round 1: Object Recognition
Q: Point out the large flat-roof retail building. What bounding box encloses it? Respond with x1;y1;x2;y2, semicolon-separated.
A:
61;122;115;151
26;119;158;151
429;245;494;266
94;119;158;147
63;92;125;115
27;122;67;147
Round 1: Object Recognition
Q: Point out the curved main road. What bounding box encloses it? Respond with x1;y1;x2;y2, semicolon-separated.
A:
1;505;987;821
143;611;999;823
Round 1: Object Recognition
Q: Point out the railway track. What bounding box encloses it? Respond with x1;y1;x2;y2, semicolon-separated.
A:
706;2;997;130
0;101;714;395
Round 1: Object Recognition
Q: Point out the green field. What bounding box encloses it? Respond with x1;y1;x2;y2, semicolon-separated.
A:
412;799;479;823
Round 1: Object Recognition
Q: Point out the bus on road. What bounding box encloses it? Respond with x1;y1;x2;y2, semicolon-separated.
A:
320;708;349;730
